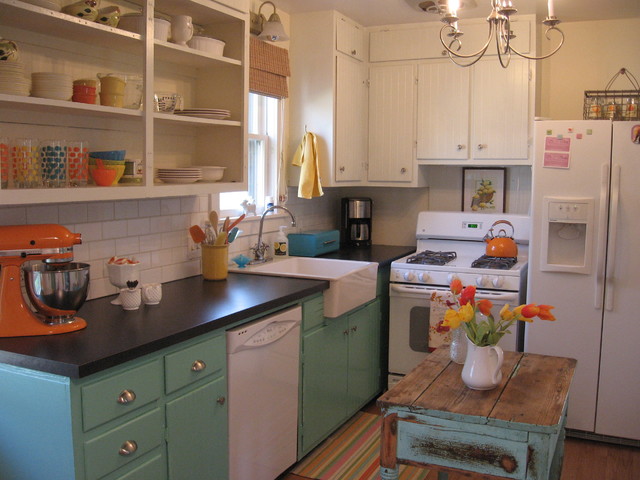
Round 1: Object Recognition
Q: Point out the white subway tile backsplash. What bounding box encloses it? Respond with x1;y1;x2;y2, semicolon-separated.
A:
139;199;161;217
26;204;59;224
127;218;151;236
161;198;181;215
139;234;162;253
0;206;27;225
59;203;88;224
149;215;172;233
115;236;140;257
102;220;128;239
77;222;103;242
91;202;115;221
89;239;116;261
114;200;139;219
161;231;185;249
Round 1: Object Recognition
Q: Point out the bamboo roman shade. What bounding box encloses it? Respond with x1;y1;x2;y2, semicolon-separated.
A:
249;37;290;98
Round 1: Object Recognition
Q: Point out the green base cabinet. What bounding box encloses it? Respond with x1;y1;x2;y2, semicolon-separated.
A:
0;331;228;480
299;297;382;457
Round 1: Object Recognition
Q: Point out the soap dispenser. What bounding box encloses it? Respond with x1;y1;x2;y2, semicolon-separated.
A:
274;226;288;256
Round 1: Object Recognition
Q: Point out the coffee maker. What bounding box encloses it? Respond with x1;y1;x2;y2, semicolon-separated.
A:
341;197;372;247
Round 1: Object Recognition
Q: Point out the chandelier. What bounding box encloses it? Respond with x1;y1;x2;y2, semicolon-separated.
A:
440;0;564;68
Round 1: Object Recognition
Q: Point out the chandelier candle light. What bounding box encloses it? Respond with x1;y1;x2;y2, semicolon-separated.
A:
440;0;564;67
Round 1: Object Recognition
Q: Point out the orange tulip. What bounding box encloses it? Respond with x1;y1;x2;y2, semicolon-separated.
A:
477;298;493;316
450;278;463;295
459;285;476;306
521;304;540;318
537;304;556;321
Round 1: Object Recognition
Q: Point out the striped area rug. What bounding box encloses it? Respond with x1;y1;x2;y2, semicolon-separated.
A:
290;412;429;480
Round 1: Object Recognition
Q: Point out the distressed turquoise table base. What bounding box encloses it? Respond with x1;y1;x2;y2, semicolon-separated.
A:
378;350;576;480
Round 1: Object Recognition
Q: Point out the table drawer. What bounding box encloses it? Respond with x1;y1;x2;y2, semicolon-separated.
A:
84;408;164;480
82;360;163;431
165;334;225;394
397;416;529;479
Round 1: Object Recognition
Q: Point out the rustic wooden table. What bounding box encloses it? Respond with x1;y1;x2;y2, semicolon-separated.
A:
377;348;577;480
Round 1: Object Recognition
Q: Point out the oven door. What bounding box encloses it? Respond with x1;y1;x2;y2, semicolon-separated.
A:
388;283;521;381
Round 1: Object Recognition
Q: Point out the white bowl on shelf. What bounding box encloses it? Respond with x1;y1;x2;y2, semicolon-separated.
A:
201;166;226;182
187;36;225;56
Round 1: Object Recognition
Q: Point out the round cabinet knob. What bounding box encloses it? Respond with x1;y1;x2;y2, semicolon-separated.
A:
418;272;430;283
351;326;358;333
117;390;136;405
447;273;458;284
477;144;487;150
492;276;504;288
400;167;407;174
476;275;486;287
343;329;350;336
457;144;465;150
191;360;207;372
118;440;138;456
351;49;357;55
217;396;226;405
339;166;345;172
403;271;415;282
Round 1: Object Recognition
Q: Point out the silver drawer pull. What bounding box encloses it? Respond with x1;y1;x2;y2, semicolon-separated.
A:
191;360;207;372
217;396;226;405
117;390;136;405
118;440;138;456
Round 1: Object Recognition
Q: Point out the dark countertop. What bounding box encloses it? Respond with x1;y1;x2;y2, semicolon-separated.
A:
319;244;415;266
0;245;413;379
0;274;327;378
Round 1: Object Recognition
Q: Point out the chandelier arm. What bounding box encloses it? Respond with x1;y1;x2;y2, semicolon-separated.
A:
495;17;511;56
496;36;512;68
439;23;494;60
446;49;488;68
510;27;565;61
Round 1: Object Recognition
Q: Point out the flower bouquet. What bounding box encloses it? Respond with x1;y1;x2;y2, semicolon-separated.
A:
434;278;556;390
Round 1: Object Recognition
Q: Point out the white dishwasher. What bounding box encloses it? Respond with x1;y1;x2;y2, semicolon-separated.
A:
226;305;301;480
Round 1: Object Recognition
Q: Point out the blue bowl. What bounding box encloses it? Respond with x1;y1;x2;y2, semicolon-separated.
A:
89;150;126;161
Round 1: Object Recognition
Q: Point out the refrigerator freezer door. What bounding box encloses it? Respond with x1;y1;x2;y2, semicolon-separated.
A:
594;121;640;440
526;120;612;432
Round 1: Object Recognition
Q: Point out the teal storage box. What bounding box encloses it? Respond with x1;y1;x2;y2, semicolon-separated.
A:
288;230;339;257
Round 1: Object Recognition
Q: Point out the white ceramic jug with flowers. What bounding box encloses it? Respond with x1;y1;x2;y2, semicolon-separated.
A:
439;278;556;390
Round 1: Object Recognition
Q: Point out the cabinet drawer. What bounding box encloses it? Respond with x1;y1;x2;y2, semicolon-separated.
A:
117;451;166;480
84;408;164;480
302;295;325;332
165;334;225;394
82;360;163;431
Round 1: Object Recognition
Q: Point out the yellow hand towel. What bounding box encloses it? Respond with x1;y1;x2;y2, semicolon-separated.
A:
292;131;323;199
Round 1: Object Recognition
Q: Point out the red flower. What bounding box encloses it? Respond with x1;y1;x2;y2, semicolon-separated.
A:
435;320;450;333
450;278;463;295
537;305;556;321
459;285;476;306
477;298;493;316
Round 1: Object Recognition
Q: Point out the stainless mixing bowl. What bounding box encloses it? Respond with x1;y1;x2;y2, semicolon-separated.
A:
23;262;90;324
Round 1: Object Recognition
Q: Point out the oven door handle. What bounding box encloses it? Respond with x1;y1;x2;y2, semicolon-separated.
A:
390;284;519;303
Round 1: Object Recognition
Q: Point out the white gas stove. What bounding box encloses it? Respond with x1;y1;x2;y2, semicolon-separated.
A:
390;211;530;292
387;211;531;385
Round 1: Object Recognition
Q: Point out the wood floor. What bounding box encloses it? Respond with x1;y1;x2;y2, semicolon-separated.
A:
283;402;640;480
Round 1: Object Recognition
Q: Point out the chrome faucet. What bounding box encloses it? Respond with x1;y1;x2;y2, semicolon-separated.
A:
250;205;297;264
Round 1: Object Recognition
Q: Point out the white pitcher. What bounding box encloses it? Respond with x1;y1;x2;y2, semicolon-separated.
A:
170;15;193;46
461;336;504;390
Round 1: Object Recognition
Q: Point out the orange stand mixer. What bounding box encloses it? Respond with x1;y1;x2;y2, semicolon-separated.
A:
0;224;88;337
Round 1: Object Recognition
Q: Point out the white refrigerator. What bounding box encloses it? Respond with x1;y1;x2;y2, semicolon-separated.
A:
526;120;640;441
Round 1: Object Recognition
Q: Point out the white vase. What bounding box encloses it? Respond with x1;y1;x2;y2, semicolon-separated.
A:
461;337;504;390
171;15;194;46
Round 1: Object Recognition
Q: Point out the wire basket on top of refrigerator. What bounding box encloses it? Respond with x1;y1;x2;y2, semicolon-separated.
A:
583;68;640;121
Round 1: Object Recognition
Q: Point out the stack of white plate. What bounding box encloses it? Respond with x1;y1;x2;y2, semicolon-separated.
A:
31;72;72;101
174;108;231;120
156;168;202;184
0;61;30;96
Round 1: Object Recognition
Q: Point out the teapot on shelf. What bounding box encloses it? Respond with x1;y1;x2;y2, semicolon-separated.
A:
483;220;518;258
62;0;99;21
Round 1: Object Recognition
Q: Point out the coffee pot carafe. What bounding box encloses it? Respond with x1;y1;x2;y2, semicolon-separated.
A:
341;197;372;247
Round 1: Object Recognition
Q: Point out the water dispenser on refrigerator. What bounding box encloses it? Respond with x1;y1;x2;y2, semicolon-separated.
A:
539;197;594;274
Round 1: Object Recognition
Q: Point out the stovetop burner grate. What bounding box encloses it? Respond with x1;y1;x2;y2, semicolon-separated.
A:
471;255;518;270
406;250;457;266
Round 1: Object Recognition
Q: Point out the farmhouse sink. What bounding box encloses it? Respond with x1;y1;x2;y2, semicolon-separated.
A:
230;257;378;317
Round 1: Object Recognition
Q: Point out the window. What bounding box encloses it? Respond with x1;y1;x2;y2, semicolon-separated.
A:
220;93;282;215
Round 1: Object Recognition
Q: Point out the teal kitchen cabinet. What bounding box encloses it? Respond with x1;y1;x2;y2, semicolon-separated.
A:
0;331;228;480
299;296;382;457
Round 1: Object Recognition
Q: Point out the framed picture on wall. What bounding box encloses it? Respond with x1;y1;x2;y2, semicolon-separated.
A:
462;168;506;213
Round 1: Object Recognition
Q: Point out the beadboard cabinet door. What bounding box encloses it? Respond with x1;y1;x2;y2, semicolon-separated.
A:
416;61;470;160
367;64;417;184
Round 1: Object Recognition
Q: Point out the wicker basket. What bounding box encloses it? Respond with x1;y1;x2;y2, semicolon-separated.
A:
583;68;639;120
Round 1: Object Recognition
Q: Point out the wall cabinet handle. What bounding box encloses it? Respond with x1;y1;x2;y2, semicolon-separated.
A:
191;359;207;372
343;329;349;336
119;440;138;456
117;389;136;405
217;396;226;405
351;49;357;55
400;167;407;174
351;326;358;332
339;166;345;172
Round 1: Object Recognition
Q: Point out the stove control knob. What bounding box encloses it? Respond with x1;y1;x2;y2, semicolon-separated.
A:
476;275;487;287
447;273;458;284
403;271;415;282
492;276;504;288
418;272;430;283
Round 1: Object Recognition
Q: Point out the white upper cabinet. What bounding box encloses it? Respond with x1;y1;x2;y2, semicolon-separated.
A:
0;0;248;205
368;63;423;185
416;58;531;165
336;15;365;61
289;10;368;187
